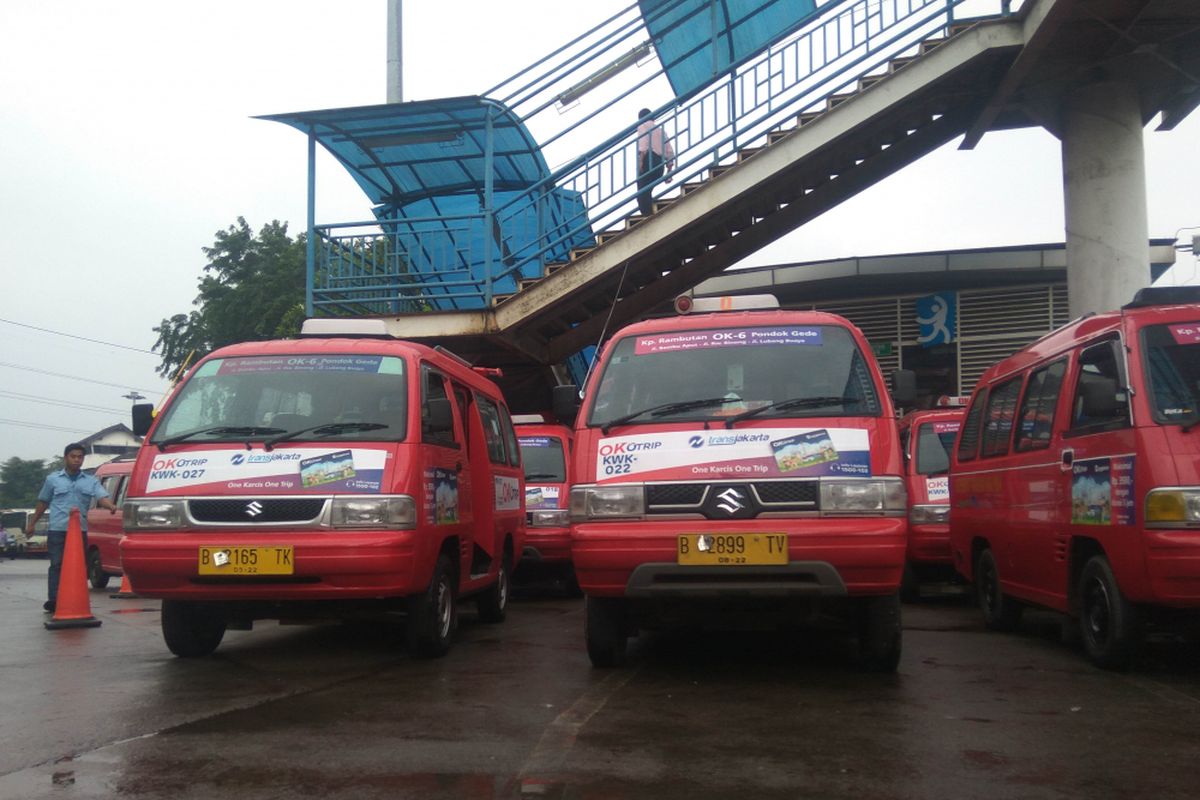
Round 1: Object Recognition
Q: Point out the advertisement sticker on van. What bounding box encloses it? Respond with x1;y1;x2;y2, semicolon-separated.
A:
1168;323;1200;344
525;485;561;508
1071;456;1135;526
634;326;823;354
145;448;387;494
595;428;871;482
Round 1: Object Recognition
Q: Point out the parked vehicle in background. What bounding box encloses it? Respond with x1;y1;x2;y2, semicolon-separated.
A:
85;455;135;589
1;509;47;558
897;400;966;600
514;415;577;593
120;319;524;658
950;286;1200;669
556;294;913;670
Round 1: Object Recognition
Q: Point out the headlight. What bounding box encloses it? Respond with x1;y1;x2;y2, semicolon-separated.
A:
1145;489;1200;526
820;478;906;516
331;496;416;529
531;509;570;528
570;485;645;521
909;504;950;525
125;500;185;531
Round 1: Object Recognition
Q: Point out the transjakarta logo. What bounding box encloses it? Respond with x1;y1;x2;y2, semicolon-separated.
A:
151;457;210;470
689;436;704;448
598;440;664;455
230;454;245;465
704;433;771;446
247;453;303;464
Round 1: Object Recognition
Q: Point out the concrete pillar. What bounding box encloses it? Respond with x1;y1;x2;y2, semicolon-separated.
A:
1061;82;1150;317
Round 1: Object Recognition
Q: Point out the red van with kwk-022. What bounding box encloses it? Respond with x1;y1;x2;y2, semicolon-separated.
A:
950;286;1200;669
554;294;913;670
120;319;524;659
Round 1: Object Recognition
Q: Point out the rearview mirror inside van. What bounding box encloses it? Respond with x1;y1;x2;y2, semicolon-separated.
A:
890;369;917;406
1079;375;1119;419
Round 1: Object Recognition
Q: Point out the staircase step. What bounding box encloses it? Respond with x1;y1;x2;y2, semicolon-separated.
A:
492;293;513;307
709;164;735;179
858;74;885;91
827;92;856;110
919;37;947;55
626;214;649;228
889;56;916;73
569;247;594;261
767;130;791;145
736;147;764;163
652;198;678;213
680;181;706;195
544;262;567;276
595;231;621;246
518;278;541;292
797;110;822;126
947;20;976;37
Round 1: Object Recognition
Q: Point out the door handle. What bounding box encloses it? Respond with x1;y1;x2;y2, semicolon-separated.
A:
1060;448;1074;470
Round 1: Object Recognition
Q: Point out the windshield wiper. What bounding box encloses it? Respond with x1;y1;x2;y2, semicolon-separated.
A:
600;397;739;434
157;426;285;451
723;396;860;429
525;473;563;480
263;421;389;450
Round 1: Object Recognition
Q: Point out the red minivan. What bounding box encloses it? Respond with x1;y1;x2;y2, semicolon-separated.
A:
898;403;964;599
514;416;577;590
121;320;524;658
950;286;1200;668
86;455;135;589
555;295;912;670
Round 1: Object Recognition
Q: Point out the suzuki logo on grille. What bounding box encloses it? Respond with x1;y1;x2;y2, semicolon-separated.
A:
715;488;745;514
245;501;264;518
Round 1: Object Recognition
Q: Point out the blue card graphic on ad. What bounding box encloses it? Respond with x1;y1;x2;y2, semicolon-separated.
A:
771;430;838;473
300;450;356;488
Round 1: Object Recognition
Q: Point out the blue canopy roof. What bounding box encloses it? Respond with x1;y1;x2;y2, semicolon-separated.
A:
259;97;552;207
640;0;817;98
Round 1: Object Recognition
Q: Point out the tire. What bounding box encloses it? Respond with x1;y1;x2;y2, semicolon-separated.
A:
407;554;457;658
585;596;628;668
1078;555;1142;670
476;553;510;623
161;600;226;658
87;549;111;590
857;594;902;672
899;562;920;603
976;548;1022;631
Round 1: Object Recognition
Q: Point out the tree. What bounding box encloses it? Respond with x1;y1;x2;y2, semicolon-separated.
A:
153;218;306;378
0;457;49;508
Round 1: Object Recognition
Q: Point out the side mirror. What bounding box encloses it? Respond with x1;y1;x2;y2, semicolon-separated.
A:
425;397;454;433
890;369;917;406
131;403;155;437
552;384;581;425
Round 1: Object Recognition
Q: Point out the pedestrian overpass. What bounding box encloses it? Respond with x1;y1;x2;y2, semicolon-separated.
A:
262;0;1200;410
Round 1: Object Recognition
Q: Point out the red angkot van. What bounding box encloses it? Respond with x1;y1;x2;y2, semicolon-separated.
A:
556;295;912;670
514;416;577;588
85;455;135;589
950;286;1200;668
897;402;965;599
121;320;524;658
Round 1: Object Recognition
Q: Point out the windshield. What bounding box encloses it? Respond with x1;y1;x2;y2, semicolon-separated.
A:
1142;323;1200;425
518;436;567;482
915;421;959;475
1;511;29;530
587;324;882;428
152;354;408;444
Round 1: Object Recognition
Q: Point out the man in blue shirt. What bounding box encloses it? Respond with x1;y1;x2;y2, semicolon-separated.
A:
26;443;119;611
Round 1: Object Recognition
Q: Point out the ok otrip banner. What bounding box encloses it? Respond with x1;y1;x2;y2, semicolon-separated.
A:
144;448;388;495
595;428;871;483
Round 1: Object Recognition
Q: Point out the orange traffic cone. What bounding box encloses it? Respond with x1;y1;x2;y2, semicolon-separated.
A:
110;573;138;599
45;509;102;630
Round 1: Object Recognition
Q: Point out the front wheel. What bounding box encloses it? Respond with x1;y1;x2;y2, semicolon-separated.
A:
1079;555;1141;670
476;553;510;623
857;594;902;672
976;548;1022;631
161;600;226;658
585;596;628;668
408;554;457;658
87;549;111;590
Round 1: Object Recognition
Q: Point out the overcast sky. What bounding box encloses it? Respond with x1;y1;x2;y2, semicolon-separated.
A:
2;0;1197;463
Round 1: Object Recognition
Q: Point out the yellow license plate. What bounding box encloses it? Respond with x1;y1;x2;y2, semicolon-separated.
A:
198;546;294;576
677;533;788;566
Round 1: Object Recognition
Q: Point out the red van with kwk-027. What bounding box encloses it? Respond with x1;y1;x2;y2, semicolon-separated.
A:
554;294;914;670
120;319;524;659
950;286;1200;669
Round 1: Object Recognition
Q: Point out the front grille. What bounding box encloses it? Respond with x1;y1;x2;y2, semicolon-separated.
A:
755;481;818;505
189;498;326;524
646;484;707;507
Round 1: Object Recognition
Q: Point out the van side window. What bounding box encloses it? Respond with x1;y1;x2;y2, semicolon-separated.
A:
421;368;459;448
980;376;1022;458
915;423;952;475
1014;360;1067;452
1068;339;1131;434
498;405;522;468
475;395;508;464
957;390;988;462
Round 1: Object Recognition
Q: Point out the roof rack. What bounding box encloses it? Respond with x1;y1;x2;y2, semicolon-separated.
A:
1123;285;1200;309
299;319;396;339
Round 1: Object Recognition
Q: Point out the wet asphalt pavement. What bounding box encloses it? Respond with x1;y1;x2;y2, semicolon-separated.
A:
1;556;1198;800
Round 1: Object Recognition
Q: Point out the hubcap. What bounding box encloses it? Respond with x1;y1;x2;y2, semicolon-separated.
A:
435;579;452;639
1085;578;1110;644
